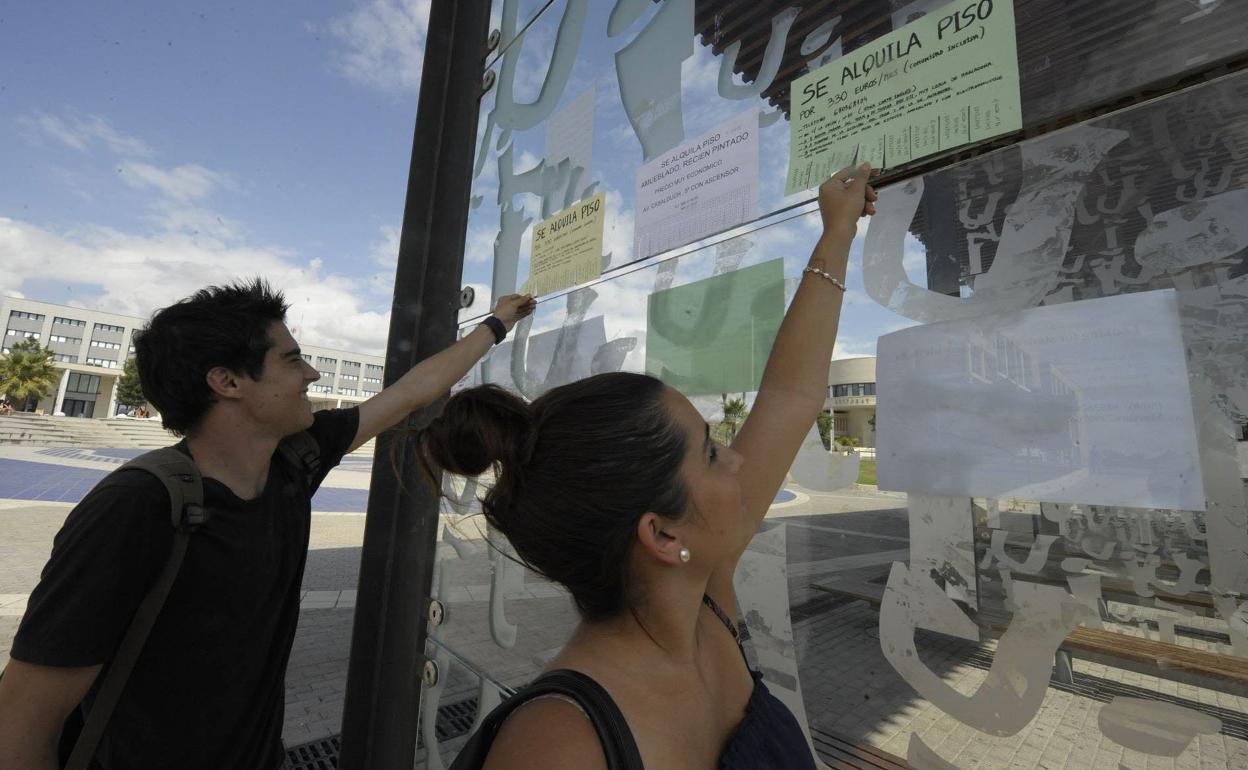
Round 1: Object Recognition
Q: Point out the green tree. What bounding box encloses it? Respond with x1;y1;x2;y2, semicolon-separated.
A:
116;357;146;410
719;394;749;441
816;411;834;450
0;338;58;412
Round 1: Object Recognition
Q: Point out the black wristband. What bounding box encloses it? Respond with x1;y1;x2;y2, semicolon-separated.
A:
480;316;507;345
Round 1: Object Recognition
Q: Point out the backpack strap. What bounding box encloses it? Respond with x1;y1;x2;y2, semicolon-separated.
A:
276;431;320;491
64;447;205;770
450;669;643;770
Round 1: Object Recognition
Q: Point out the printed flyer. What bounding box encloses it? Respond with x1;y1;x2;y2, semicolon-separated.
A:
634;109;759;259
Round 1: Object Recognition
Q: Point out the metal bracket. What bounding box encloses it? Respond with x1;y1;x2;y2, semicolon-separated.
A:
427;598;445;626
422;659;440;687
487;28;502;51
458;286;475;310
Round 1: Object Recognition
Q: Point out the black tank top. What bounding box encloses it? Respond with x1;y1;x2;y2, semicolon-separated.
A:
699;593;819;769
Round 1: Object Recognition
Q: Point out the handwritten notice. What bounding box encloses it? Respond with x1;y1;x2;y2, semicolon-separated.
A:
786;0;1021;194
635;109;759;259
522;193;606;297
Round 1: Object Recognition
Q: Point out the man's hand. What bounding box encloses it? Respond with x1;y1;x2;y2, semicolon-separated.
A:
492;294;537;331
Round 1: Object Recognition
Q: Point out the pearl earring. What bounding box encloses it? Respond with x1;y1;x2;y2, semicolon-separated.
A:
679;547;691;563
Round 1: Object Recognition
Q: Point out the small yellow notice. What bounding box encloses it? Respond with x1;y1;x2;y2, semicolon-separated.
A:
522;192;606;297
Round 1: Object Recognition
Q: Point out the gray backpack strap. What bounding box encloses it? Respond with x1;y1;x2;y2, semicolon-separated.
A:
277;431;320;490
65;447;204;770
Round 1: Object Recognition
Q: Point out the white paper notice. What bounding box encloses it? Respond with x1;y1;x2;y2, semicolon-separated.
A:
545;88;595;178
634;109;759;260
876;290;1205;510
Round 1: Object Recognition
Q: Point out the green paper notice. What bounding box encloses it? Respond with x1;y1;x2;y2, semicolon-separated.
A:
645;259;785;396
786;0;1021;194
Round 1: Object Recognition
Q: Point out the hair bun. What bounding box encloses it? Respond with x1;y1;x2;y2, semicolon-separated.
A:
419;385;533;481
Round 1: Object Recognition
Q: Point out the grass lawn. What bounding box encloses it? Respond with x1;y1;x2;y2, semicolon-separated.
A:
857;459;877;485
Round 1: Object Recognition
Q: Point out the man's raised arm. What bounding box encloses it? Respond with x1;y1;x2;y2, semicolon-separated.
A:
348;294;535;452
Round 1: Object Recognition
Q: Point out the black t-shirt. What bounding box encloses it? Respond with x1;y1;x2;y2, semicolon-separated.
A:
12;407;360;770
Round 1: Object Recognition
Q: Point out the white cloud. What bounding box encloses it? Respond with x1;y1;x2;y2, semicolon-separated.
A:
118;161;230;202
0;216;392;355
17;110;155;158
323;0;432;94
371;223;402;267
148;203;245;242
902;232;927;285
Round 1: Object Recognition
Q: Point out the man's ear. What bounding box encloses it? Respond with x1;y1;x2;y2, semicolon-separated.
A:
635;512;686;567
205;366;243;400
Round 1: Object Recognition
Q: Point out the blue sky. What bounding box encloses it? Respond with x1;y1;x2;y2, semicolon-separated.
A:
1;0;917;359
1;1;429;353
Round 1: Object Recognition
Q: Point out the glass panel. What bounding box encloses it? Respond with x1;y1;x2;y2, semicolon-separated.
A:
412;639;513;770
464;0;1248;319
442;1;1248;760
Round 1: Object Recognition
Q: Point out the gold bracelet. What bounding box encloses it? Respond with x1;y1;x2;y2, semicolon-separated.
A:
803;266;847;292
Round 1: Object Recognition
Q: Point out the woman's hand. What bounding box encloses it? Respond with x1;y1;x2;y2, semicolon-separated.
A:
492;294;537;331
818;162;877;246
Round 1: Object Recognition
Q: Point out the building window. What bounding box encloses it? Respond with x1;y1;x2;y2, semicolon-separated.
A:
340;373;357;381
363;376;382;385
54;353;79;363
85;357;118;368
316;356;337;367
310;384;334;394
343;360;360;368
67;372;102;394
339;388;358;396
93;322;125;334
6;329;41;340
9;310;45;321
832;383;876;398
53;316;86;327
91;340;122;350
365;364;383;375
49;335;82;344
318;371;336;379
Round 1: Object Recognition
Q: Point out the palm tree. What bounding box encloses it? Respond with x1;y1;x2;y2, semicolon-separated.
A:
0;338;59;412
720;394;749;441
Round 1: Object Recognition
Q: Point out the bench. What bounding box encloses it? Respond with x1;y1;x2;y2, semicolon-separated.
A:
812;726;910;769
811;580;1248;696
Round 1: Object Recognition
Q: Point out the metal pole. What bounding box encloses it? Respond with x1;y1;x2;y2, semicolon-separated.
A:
338;0;491;766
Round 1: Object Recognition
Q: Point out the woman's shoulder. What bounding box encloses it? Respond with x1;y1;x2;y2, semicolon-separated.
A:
482;694;607;770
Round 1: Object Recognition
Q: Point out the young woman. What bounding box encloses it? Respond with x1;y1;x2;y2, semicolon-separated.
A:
421;165;876;770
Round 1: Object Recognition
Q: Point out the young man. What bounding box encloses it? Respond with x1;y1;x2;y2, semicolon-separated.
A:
0;280;534;770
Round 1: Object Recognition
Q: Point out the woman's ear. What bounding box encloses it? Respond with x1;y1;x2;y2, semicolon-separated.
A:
205;366;241;399
635;512;686;566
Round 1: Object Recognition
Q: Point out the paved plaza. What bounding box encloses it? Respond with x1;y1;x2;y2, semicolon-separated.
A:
3;444;1247;768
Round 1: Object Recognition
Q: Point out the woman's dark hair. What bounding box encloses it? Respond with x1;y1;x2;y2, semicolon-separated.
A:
420;373;689;621
133;279;289;435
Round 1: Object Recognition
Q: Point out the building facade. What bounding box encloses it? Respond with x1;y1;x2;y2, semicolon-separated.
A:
826;356;876;448
1;296;385;419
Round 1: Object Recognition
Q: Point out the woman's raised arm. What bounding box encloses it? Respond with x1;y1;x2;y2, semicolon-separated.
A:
729;163;876;529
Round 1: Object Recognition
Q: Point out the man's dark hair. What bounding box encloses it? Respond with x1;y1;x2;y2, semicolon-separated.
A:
134;279;290;435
